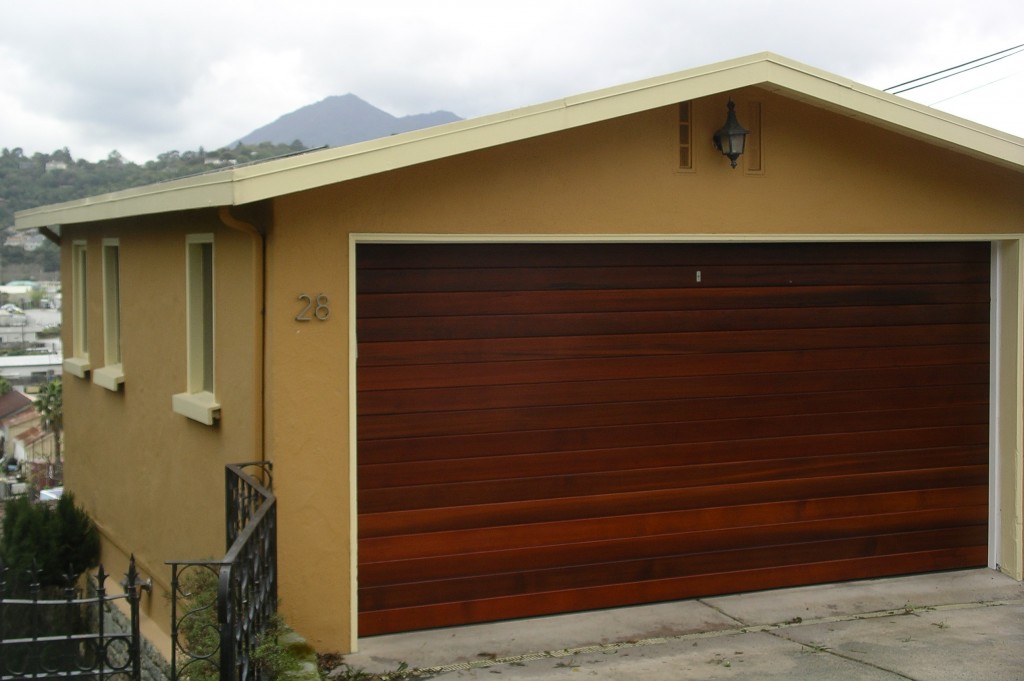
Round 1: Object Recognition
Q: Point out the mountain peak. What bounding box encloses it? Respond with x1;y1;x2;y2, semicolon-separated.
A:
234;95;462;148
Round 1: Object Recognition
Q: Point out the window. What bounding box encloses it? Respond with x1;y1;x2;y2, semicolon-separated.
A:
63;241;91;378
172;234;220;424
94;239;124;390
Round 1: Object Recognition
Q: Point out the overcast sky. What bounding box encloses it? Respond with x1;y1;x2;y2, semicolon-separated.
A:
2;0;1022;163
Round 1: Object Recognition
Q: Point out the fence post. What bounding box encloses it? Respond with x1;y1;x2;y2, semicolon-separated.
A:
63;565;78;678
122;555;150;681
96;563;109;681
0;560;6;654
28;560;41;673
218;564;236;681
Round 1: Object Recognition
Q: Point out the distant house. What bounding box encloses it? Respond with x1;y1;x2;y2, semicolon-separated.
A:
0;390;52;464
14;53;1024;656
0;280;39;306
4;230;46;251
0;389;32;416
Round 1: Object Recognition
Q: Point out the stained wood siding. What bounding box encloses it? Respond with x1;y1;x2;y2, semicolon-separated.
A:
356;242;989;635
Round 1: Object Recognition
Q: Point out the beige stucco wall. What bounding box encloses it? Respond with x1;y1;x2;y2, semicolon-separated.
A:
60;209;261;654
60;88;1023;655
264;89;1024;652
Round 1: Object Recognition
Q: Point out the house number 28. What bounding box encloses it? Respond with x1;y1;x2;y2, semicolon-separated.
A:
296;293;330;321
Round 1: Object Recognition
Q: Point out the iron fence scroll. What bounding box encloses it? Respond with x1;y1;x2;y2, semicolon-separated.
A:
0;556;150;680
169;461;276;681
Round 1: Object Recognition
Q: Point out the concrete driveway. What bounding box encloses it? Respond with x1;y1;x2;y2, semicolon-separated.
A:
337;568;1023;680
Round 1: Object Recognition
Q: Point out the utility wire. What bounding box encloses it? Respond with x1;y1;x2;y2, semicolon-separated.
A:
928;69;1023;106
885;43;1024;94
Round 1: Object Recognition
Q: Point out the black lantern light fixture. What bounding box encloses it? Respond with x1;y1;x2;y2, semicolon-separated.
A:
712;98;749;169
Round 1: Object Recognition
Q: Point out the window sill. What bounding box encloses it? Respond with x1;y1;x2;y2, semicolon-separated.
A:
93;364;125;391
172;391;221;426
63;357;91;379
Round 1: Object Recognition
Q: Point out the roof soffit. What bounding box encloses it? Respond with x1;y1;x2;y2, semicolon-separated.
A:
15;53;1024;229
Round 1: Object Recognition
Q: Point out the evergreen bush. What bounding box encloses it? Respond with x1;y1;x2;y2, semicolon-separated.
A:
0;492;100;589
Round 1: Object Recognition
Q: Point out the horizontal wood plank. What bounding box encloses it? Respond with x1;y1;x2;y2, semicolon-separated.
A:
359;549;987;635
360;466;988;536
360;506;987;587
359;284;991;319
356;242;990;634
360;487;988;562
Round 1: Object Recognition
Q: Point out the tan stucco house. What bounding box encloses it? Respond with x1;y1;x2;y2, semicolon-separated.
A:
15;53;1024;654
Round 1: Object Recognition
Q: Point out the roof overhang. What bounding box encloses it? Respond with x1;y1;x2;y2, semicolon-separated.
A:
15;52;1024;230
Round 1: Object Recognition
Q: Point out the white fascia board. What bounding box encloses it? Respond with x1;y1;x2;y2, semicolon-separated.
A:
751;58;1024;168
229;61;767;205
14;52;1024;229
15;170;237;229
232;54;1022;205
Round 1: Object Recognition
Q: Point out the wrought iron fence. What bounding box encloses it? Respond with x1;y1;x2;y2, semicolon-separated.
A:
0;556;150;680
169;461;277;681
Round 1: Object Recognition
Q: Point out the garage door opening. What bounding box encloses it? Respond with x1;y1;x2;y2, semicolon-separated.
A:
355;241;990;636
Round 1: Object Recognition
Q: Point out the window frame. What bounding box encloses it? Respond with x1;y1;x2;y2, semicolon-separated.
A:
93;238;124;390
63;240;91;378
172;233;220;424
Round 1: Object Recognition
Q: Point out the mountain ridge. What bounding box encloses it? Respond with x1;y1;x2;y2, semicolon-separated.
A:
233;93;463;148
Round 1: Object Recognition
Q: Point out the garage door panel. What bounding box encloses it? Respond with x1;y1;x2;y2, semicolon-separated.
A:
360;385;988;440
358;262;990;294
364;488;989;565
358;303;988;343
361;345;989;391
358;325;988;366
359;283;991;319
361;488;988;562
359;363;988;416
360;406;988;465
357;242;989;635
358;242;989;269
361;506;988;588
360;447;985;513
361;434;987;489
360;547;988;635
361;466;988;537
360;526;988;613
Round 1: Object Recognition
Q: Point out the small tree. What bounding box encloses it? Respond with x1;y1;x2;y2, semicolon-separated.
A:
0;492;99;588
35;378;62;462
0;376;12;395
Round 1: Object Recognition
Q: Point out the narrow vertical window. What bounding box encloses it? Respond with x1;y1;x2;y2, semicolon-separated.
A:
63;241;91;378
173;234;220;424
94;239;125;390
678;101;693;170
190;238;214;393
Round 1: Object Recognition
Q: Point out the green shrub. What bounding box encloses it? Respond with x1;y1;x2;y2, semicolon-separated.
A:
0;493;100;675
175;567;308;680
252;614;304;679
0;492;99;588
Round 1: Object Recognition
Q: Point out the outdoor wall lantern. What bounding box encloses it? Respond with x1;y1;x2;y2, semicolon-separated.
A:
712;98;749;169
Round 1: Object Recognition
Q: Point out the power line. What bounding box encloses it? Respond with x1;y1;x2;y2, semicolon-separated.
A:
928;69;1023;106
884;43;1024;94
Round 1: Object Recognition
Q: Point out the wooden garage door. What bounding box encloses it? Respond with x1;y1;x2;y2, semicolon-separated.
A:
356;242;989;636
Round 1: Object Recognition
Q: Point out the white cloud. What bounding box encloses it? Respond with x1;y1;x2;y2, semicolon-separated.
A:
1;0;1022;161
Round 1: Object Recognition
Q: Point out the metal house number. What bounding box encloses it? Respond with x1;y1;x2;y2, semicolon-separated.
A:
296;293;330;321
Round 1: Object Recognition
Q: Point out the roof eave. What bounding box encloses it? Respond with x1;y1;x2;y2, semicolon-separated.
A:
14;52;1024;230
14;170;238;230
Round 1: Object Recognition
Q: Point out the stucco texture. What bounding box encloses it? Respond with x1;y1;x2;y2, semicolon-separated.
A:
61;209;261;645
265;91;1022;651
61;88;1023;654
